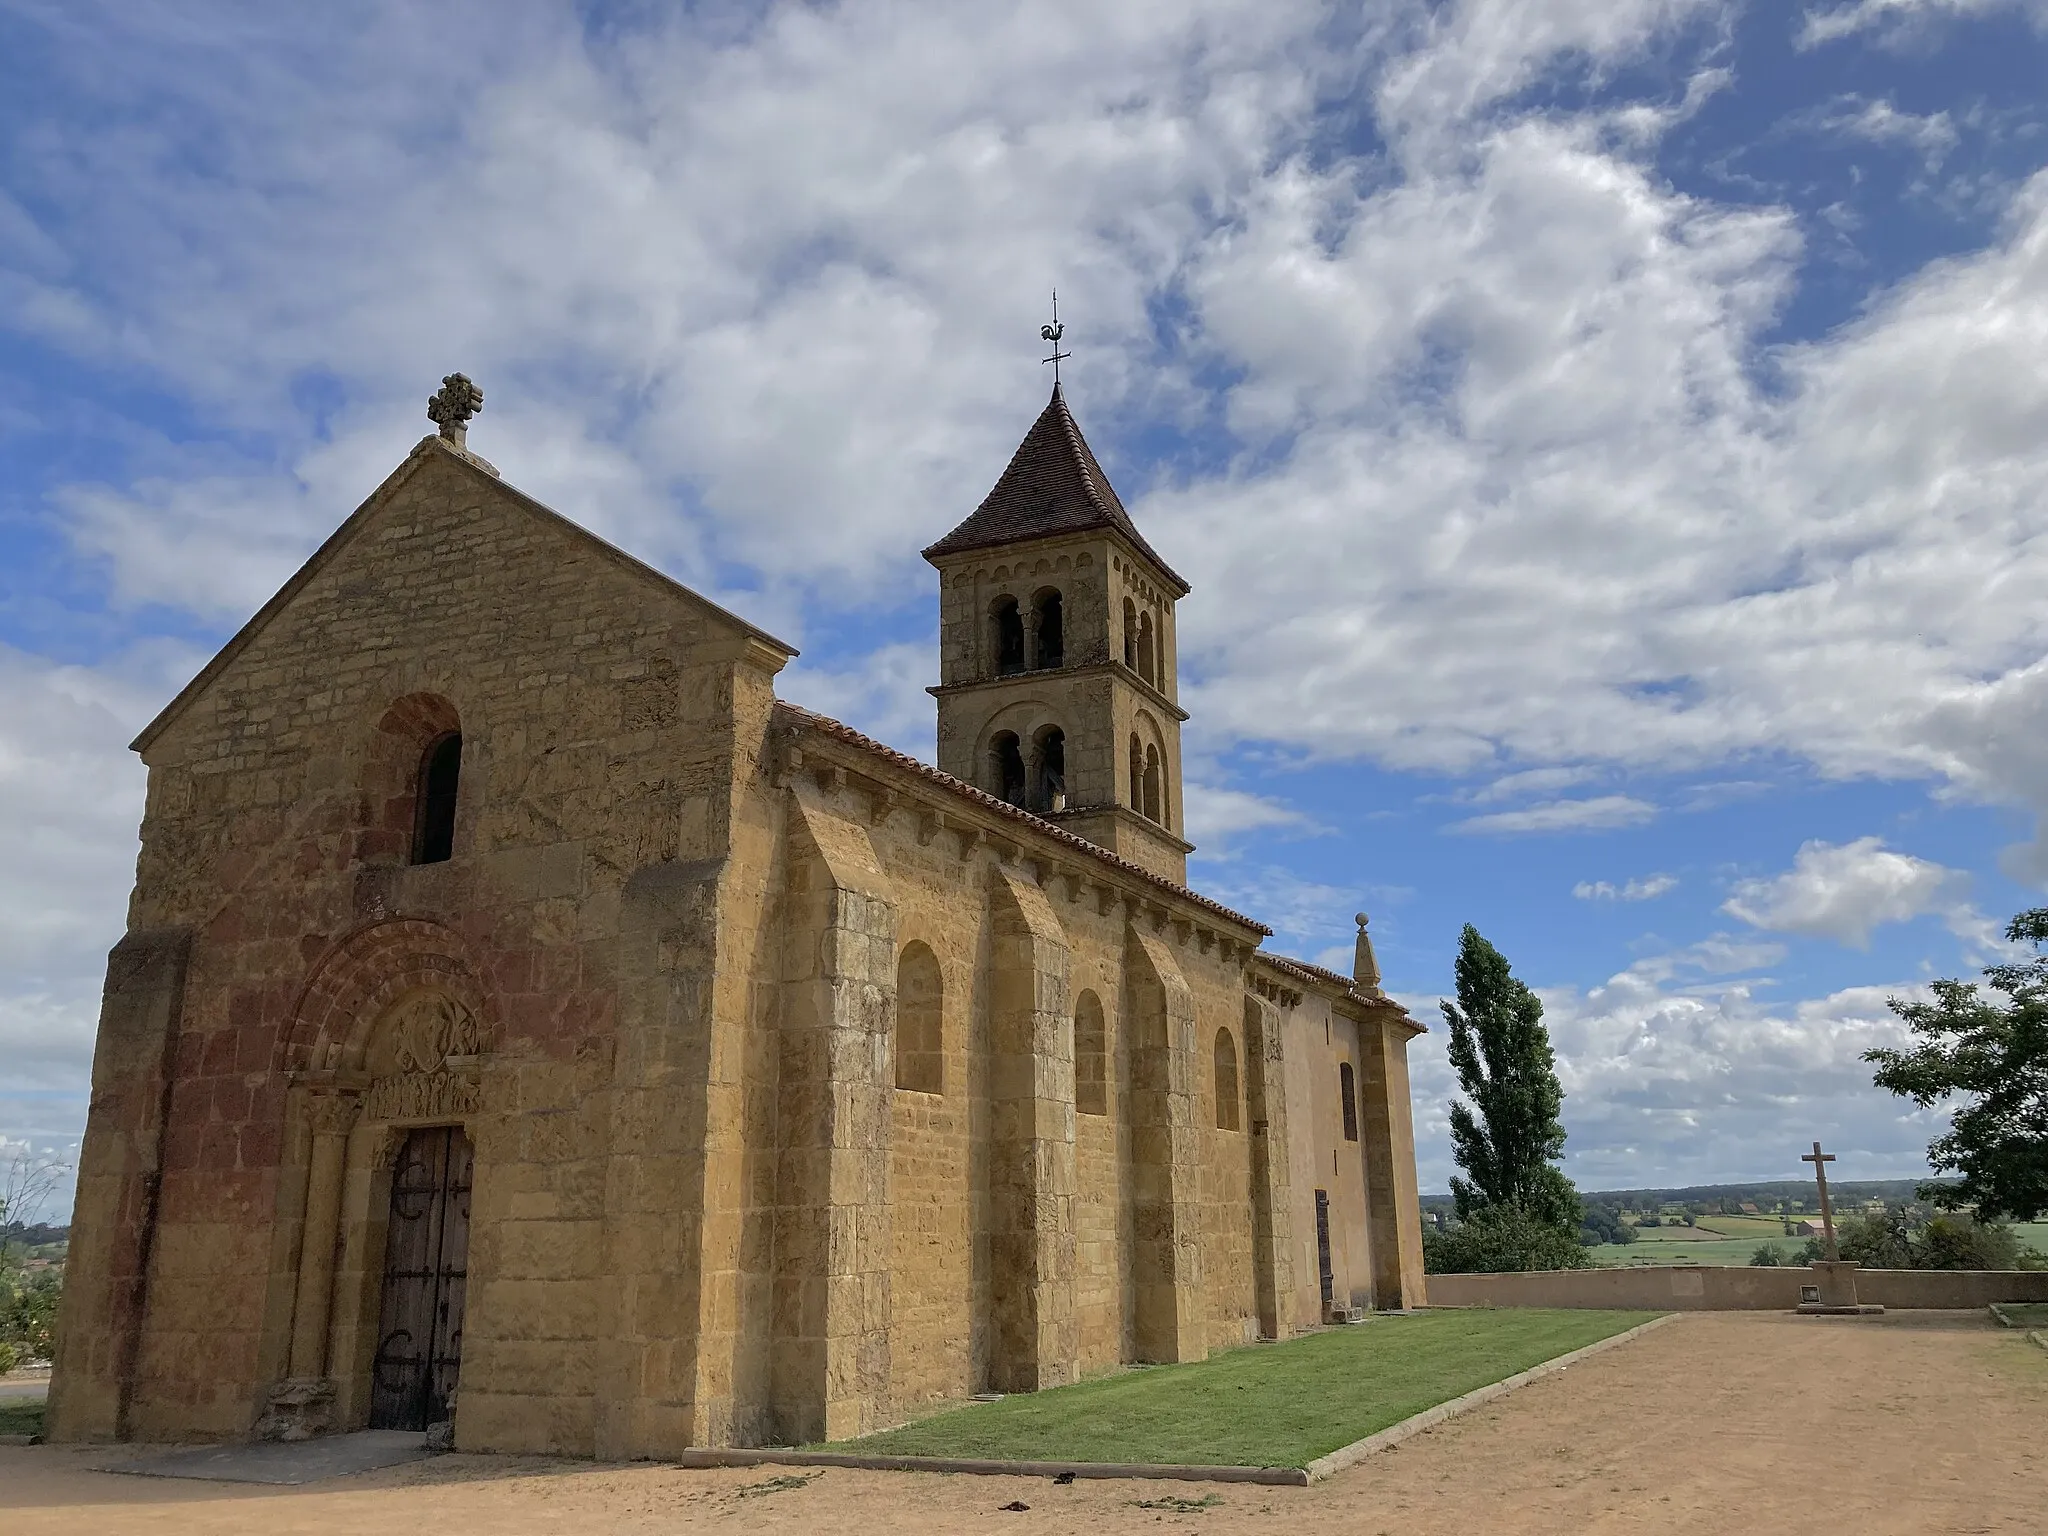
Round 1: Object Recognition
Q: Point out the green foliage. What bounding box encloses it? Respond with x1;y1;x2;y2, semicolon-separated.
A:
1;1269;61;1362
1577;1203;1636;1247
1865;907;2048;1221
0;1340;16;1375
1442;926;1581;1237
1749;1244;1788;1267
1796;1208;2041;1270
1424;1203;1591;1274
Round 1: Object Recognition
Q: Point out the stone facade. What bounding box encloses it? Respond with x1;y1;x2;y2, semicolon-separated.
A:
50;386;1427;1458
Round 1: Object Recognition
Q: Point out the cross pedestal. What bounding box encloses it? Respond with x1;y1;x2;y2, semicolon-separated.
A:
1796;1142;1883;1316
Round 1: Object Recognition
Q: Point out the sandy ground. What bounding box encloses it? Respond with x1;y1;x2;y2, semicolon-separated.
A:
4;1311;2043;1536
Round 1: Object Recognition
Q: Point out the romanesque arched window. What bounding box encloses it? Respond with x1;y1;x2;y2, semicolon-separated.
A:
1213;1027;1241;1132
1075;990;1107;1117
1137;611;1156;687
993;596;1026;676
1128;732;1143;812
413;732;462;865
1142;743;1161;824
1033;588;1064;670
990;731;1027;808
896;942;944;1094
1033;725;1067;813
1340;1061;1359;1142
1122;597;1139;670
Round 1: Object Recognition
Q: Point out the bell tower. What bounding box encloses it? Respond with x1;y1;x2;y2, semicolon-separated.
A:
923;384;1192;884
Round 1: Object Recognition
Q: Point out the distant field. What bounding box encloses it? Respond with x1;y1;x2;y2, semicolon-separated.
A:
1587;1235;1791;1268
1587;1215;2048;1269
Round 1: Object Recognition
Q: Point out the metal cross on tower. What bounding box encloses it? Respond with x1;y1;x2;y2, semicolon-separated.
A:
1802;1141;1840;1262
1040;290;1070;385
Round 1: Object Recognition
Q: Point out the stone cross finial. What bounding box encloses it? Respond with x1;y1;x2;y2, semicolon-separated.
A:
427;372;484;449
1353;912;1383;994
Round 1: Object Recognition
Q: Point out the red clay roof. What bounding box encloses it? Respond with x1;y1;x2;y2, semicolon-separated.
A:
776;701;1265;935
921;384;1188;594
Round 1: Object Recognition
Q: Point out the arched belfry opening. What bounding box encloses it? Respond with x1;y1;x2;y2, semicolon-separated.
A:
1142;743;1162;824
990;731;1027;808
923;383;1194;882
1032;725;1067;813
1032;589;1064;669
993;597;1026;676
412;732;462;865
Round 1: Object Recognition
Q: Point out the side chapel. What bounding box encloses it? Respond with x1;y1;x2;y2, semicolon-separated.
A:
51;372;1427;1455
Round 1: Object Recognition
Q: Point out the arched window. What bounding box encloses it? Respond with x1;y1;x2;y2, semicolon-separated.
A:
1142;743;1161;823
1033;589;1064;670
412;732;462;865
1213;1027;1241;1131
993;596;1026;676
1128;733;1143;812
1340;1062;1359;1142
1032;725;1067;813
1075;991;1107;1116
990;731;1027;808
1122;597;1139;670
1137;612;1156;687
896;942;944;1093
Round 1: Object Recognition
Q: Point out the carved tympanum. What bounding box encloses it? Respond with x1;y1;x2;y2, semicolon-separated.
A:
383;991;489;1075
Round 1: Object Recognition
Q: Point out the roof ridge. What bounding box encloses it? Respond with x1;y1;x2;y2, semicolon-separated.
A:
774;699;1267;935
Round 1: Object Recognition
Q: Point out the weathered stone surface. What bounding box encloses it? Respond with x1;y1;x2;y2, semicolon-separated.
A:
50;408;1428;1459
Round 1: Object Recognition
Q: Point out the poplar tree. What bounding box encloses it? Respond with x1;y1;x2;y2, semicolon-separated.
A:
1442;925;1581;1231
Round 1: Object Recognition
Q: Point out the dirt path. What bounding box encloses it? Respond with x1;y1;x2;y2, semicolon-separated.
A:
5;1312;2043;1535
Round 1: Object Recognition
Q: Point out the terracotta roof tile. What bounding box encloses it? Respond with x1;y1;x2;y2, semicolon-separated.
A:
775;701;1265;935
922;384;1188;594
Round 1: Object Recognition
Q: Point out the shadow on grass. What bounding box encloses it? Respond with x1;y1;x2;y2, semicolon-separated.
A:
831;1308;1653;1468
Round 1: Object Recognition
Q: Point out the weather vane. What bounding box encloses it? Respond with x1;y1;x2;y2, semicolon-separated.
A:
1040;289;1070;385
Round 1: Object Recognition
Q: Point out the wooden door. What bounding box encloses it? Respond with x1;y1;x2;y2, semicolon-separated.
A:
1314;1189;1334;1307
369;1126;472;1431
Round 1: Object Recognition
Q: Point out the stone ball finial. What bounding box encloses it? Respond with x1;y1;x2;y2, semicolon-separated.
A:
1353;912;1382;992
427;373;484;443
1355;912;1369;929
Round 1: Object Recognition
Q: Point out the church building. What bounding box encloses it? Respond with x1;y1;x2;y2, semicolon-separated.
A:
50;373;1427;1456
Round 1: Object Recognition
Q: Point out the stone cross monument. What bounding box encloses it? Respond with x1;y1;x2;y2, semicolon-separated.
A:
1802;1140;1840;1263
1797;1138;1880;1315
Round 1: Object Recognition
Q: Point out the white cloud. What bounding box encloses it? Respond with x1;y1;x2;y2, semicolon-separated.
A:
1812;96;1959;163
7;0;2048;1200
1448;795;1659;835
1722;836;1965;947
1574;872;1678;901
1180;784;1318;850
1407;948;1938;1192
1798;0;2048;49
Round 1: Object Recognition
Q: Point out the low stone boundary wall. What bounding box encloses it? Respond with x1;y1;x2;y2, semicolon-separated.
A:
1425;1266;2048;1311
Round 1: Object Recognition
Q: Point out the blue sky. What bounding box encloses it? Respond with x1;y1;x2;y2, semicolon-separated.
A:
5;0;2048;1214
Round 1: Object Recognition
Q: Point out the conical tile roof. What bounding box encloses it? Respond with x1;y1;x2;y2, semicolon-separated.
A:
922;384;1187;593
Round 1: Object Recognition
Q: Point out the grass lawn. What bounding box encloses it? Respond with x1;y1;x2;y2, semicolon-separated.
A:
0;1398;44;1437
829;1309;1650;1469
